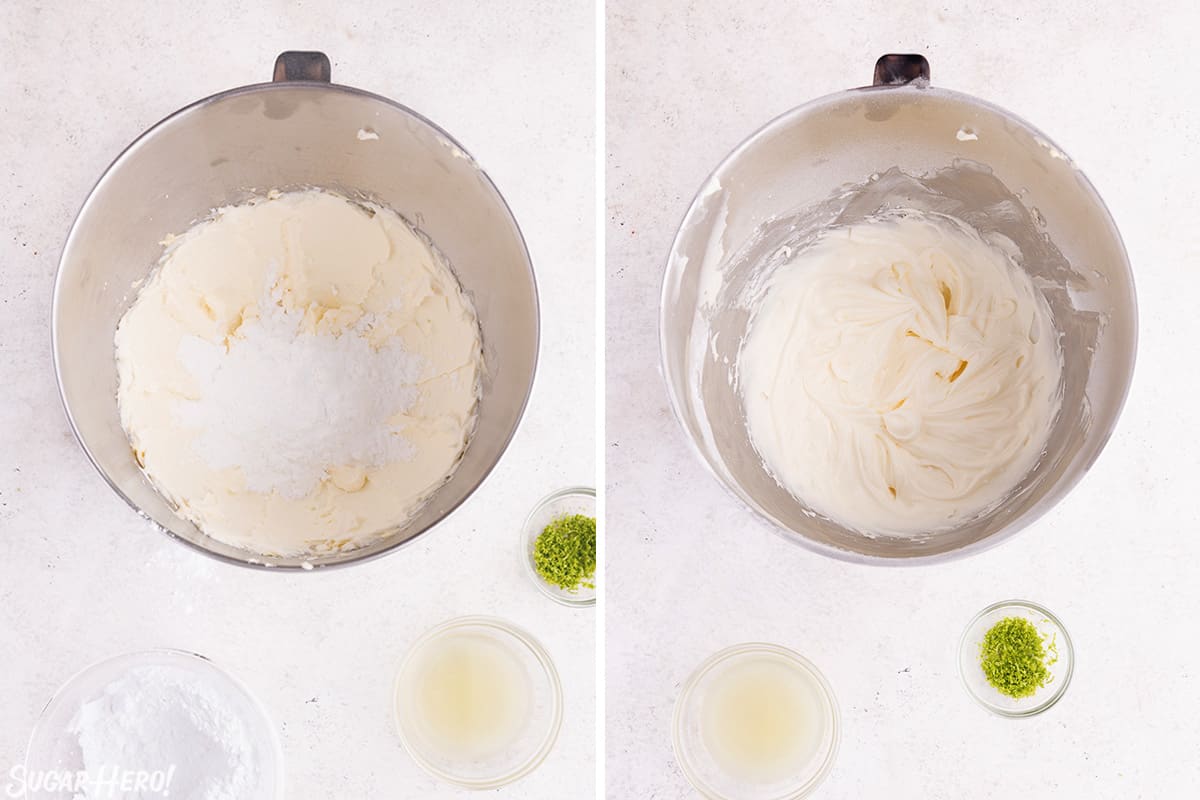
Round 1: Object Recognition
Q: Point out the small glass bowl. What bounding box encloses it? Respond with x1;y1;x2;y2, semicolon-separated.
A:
958;600;1074;717
25;649;284;800
673;643;840;800
520;487;596;607
393;616;563;789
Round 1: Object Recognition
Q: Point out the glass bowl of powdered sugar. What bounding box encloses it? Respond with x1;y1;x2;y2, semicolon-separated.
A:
24;649;283;800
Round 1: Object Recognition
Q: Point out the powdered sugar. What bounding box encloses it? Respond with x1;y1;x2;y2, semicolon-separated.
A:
68;665;261;800
175;278;425;499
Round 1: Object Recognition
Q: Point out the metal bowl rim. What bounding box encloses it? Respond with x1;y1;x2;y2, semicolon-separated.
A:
51;79;540;572
657;83;1138;566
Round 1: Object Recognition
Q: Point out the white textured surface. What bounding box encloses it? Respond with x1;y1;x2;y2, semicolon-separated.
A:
0;2;595;798
607;2;1199;798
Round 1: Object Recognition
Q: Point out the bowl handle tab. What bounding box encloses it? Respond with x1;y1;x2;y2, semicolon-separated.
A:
272;51;332;83
873;54;930;86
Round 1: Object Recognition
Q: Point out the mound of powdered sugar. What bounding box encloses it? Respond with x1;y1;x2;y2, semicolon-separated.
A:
175;283;425;499
68;665;261;800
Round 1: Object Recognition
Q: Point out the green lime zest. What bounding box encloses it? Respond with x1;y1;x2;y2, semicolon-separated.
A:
533;513;596;592
979;616;1053;699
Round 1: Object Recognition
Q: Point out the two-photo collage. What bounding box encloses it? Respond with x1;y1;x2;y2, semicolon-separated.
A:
2;1;1195;798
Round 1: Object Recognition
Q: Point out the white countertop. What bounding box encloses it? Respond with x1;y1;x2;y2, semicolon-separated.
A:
606;2;1200;798
0;2;595;798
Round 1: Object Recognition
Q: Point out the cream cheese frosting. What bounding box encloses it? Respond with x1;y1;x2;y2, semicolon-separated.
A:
115;189;482;555
739;211;1062;536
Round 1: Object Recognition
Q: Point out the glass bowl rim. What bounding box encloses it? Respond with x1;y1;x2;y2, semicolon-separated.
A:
391;614;564;789
957;598;1075;718
671;642;841;800
24;647;285;798
520;486;597;607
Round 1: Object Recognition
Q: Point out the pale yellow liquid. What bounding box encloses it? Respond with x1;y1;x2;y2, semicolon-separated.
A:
406;633;533;760
700;657;825;783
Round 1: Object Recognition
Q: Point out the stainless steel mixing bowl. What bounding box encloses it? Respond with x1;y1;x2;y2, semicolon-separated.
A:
661;55;1137;563
53;52;538;570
